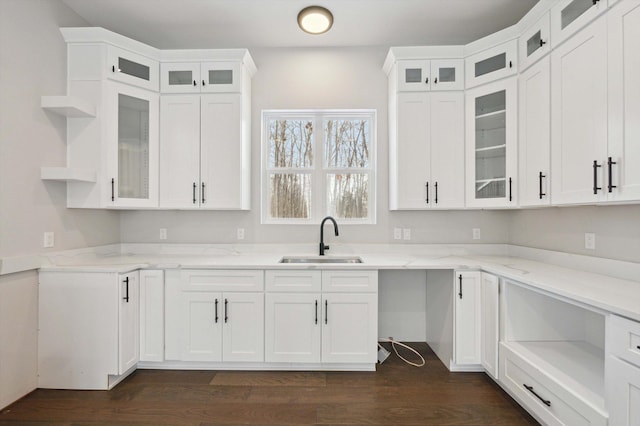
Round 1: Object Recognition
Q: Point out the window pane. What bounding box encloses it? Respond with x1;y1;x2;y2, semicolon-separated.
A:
327;173;369;219
269;173;311;219
268;119;314;168
324;119;370;168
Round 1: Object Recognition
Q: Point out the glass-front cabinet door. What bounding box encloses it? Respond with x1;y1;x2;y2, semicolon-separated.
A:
465;77;518;207
107;46;159;91
465;40;517;89
201;61;242;93
109;83;159;207
551;0;608;46
160;62;201;93
397;60;431;91
430;59;464;91
519;12;551;71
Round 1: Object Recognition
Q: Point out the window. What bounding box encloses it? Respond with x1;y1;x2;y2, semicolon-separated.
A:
262;110;376;224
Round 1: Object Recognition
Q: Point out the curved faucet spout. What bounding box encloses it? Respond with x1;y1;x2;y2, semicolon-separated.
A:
319;216;339;256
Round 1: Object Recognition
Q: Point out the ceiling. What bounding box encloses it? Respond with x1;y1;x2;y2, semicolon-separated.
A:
61;0;539;50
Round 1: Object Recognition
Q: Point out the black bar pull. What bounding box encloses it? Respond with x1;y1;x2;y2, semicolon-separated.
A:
636;345;640;350
193;182;197;204
224;299;228;323
434;77;438;84
111;178;115;202
434;182;438;204
458;274;463;299
215;299;219;323
325;300;328;325
315;300;318;325
201;182;206;204
607;157;617;193
193;80;197;86
509;60;513;68
202;80;206;86
112;65;115;73
524;384;551;407
539;172;546;200
425;77;429;84
540;39;547;47
123;277;130;303
593;160;602;194
509;177;513;201
425;181;429;204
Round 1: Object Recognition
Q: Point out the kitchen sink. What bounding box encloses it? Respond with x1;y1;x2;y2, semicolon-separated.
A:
279;256;363;264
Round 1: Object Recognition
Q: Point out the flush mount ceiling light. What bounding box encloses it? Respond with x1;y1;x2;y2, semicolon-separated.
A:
297;6;334;35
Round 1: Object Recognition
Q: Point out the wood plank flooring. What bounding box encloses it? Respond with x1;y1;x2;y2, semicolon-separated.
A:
0;343;538;425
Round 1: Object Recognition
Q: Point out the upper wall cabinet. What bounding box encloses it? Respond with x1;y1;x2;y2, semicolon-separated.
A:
396;59;464;91
551;0;609;47
465;40;517;89
108;46;159;92
161;61;244;94
519;12;551;71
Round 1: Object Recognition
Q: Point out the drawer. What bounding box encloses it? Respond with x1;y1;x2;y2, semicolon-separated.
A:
265;270;321;292
181;270;263;292
608;314;640;367
499;343;607;426
321;270;378;293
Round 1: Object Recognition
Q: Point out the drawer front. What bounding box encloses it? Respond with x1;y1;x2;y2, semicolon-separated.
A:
321;270;378;293
181;270;264;292
265;270;321;292
608;314;640;367
500;344;606;426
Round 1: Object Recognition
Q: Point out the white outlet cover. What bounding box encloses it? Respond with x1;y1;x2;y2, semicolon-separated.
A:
473;228;481;240
43;232;54;248
585;233;596;250
393;228;402;240
237;228;245;240
403;228;411;240
159;228;167;240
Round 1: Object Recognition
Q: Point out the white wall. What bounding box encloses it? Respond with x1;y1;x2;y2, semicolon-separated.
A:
120;46;511;245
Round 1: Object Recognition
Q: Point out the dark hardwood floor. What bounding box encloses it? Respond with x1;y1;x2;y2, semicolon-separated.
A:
0;343;538;425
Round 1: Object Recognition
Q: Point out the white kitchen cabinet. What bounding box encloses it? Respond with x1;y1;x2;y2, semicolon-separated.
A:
465;77;518;208
607;356;640;426
480;272;499;380
607;0;640;202
397;60;430;91
454;271;482;366
465;40;517;88
396;59;464;92
551;16;608;205
551;0;609;47
38;270;140;389
160;61;243;93
161;62;201;93
518;56;551;207
390;91;464;210
519;12;551;71
160;93;250;209
107;45;159;91
182;292;223;361
139;270;164;363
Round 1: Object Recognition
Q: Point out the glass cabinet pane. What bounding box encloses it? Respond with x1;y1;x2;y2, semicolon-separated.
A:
118;94;150;199
561;0;593;29
527;30;543;56
438;67;456;82
208;69;233;85
168;70;193;86
118;57;150;82
475;90;507;199
475;53;506;78
405;68;422;83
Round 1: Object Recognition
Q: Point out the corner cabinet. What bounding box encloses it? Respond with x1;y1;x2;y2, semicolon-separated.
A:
465;77;518;208
465;40;518;89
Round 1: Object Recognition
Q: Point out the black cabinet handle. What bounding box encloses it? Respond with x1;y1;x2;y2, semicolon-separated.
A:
215;299;219;323
593;160;602;194
434;182;438;204
112;65;116;73
524;384;551;407
539;39;547;47
201;182;206;204
123;277;129;303
539;172;546;200
509;177;513;202
111;178;115;202
192;182;197;204
425;77;429;84
224;298;228;323
592;0;600;4
607;157;617;193
434;77;438;84
509;60;513;68
636;345;640;350
425;182;429;204
458;274;463;299
202;80;206;86
315;300;318;325
193;80;197;86
325;300;328;324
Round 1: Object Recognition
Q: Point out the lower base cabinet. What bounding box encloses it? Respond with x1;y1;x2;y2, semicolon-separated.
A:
607;355;640;426
454;271;482;366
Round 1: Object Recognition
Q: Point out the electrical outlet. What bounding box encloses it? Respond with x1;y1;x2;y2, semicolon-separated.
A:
403;228;411;240
585;233;596;250
473;228;481;240
393;228;402;240
43;232;54;248
159;228;167;240
237;228;245;240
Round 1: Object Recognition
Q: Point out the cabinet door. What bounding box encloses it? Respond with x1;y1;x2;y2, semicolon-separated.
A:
551;0;609;47
201;61;242;93
430;59;464;91
551;17;608;205
222;293;264;362
465;40;517;88
607;0;640;202
519;56;551;207
161;62;201;93
118;271;139;374
108;83;159;208
181;292;222;361
454;271;481;365
107;46;158;92
159;95;202;208
607;355;640;426
390;92;430;209
397;60;431;91
465;77;518;208
200;94;246;209
265;293;321;363
480;273;499;379
519;12;551;71
321;294;377;364
430;91;465;208
139;270;164;363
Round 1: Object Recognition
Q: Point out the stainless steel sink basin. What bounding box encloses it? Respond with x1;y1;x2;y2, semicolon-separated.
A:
279;256;363;264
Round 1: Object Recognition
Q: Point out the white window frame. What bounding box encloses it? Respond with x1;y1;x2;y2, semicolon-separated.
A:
261;109;376;225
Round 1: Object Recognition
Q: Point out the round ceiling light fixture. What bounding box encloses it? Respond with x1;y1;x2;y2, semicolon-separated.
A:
297;6;334;35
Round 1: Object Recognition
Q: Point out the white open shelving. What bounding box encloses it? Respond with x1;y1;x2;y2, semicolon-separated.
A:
40;167;96;183
41;95;96;118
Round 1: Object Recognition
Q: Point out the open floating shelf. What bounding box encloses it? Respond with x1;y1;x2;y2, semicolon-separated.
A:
41;96;96;118
41;167;96;183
